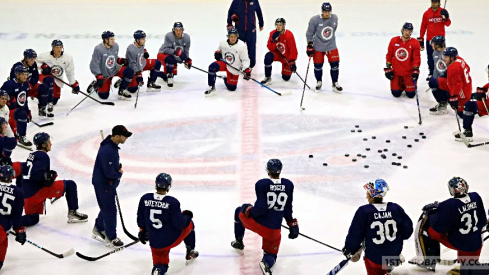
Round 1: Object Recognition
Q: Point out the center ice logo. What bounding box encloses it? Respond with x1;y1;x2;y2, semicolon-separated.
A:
395;48;409;62
436;60;447;73
224;52;235;64
276;42;286;55
106;55;116;69
321;26;334;41
51;65;64;77
17;91;26;106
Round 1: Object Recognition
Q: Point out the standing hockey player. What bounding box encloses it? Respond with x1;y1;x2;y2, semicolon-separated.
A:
427;36;450;115
231;159;299;275
137;173;198;275
157;22;192;89
227;0;264;69
21;132;88;227
0;165;26;271
205;28;251;97
89;31;134;100
92;125;131;248
260;18;298;85
409;177;486;272
384;22;421;98
9;49;52;118
123;30;162;93
36;39;81;112
1;65;33;149
343;179;413;275
0;91;14;138
418;0;451;81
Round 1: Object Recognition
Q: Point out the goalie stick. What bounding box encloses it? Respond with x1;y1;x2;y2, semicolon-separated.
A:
10;231;74;258
76;240;139;261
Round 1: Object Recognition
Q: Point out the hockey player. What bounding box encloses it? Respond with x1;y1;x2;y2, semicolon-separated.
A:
205;28;251;97
409;177;486;272
157;22;192;89
384;22;421;98
92;125;131;248
0;118;17;166
36;39;81;112
306;2;342;93
0;91;14;138
260;18;298;85
1;65;33;149
227;0;264;69
231;159;299;275
0;165;26;270
427;36;450;115
89;31;134;101
9;49;52;118
21;132;87;227
343;179;413;275
122;30;163;93
137;173;198;275
418;0;451;81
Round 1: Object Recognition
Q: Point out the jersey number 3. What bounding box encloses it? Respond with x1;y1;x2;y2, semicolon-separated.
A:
267;192;288;211
371;219;398;245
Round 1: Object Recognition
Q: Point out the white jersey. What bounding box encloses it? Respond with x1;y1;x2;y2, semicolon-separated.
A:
218;39;250;75
0;105;14;138
36;52;76;88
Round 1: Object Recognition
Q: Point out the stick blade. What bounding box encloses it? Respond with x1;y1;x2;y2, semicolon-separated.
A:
62;248;75;258
101;102;115;106
76;251;97;261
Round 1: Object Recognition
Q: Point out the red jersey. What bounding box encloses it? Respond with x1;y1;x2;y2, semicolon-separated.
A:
386;36;421;76
266;29;298;62
420;7;451;41
447;56;472;99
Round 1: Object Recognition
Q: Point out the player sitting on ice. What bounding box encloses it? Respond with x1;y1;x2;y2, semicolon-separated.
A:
260;18;298;86
409;177;487;273
137;173;198;275
21;132;88;226
427;35;450;115
343;179;413;275
205;28;251;97
231;159;298;275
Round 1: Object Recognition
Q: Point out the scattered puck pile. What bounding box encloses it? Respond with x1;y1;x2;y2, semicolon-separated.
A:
310;125;427;169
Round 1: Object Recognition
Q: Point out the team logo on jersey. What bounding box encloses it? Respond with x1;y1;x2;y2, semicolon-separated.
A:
276;42;286;55
51;65;64;77
106;55;116;69
436;60;447;73
224;52;236;64
321;26;334;41
139;55;145;66
17;91;27;107
395;48;409;62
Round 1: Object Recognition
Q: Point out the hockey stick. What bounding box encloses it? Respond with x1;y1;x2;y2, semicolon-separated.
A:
281;225;341;252
466;100;489;148
454;111;471;147
414;81;422;125
300;56;312;111
134;85;140;109
278;53;311;90
16;144;33;151
326;258;350;275
221;59;284;96
67;86;96;116
76;239;139;261
10;231;75;258
51;75;115;106
50;197;61;204
32;120;54;127
115;194;139;241
193;66;224;78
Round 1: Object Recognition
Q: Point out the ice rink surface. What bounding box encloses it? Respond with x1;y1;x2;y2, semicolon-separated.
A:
1;0;489;274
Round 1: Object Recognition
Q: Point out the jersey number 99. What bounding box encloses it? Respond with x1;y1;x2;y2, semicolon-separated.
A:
267;192;287;211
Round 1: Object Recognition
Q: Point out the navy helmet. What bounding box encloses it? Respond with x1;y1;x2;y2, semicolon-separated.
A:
23;49;37;59
0;165;15;183
14;65;28;75
322;2;332;11
155;173;172;190
443;47;458;57
402;22;414;31
431;35;445;47
448;177;468;197
101;30;115;40
134;30;146;40
266;159;282;173
172;22;184;32
33;132;50;150
51;39;63;48
0;90;8;98
364;179;389;198
275;18;286;25
227;28;239;38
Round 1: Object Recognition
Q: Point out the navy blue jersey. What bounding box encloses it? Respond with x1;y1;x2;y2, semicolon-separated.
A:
430;192;486;252
23;151;51;198
10;61;39;87
227;0;264;33
92;135;123;190
249;178;294;229
0;182;24;232
137;193;191;249
345;202;413;265
1;79;30;111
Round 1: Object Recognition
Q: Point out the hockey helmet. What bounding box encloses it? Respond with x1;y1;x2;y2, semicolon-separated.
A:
0;165;15;183
402;22;414;31
33;132;51;150
172;22;184;32
155;173;172;190
23;49;37;59
266;159;282;173
322;2;332;11
364;179;389;198
101;30;115;40
448;177;468;197
430;35;445;47
14;65;28;75
51;39;63;48
227;28;239;38
275;18;286;26
443;47;458;57
134;30;146;40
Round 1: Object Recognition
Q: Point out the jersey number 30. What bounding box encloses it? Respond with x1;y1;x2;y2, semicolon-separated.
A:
267;192;288;211
371;219;398;245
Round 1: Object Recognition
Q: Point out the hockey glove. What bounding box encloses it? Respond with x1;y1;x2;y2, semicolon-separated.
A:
417;37;425;51
342;247;362;262
226;24;233;31
182;210;193;219
184;58;192;69
428;77;439;89
440;9;449;20
422;201;439;213
117;58;128;66
288;60;297;73
138;228;149;245
41;64;51;75
411;67;420;82
174;48;183;57
96;74;105;88
136;73;144;86
306;43;315;57
287;218;299;239
72;81;80;94
384;67;394;81
271;31;281;42
15;227;26;245
143;49;149;59
43;170;58;187
449;95;459;110
243;68;251;81
472;87;488;101
214;51;223;61
231;14;239;24
240;203;253;217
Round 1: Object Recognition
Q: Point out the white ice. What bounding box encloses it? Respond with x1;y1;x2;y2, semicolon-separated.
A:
1;0;489;274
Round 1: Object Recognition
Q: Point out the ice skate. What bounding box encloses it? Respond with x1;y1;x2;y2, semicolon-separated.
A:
261;77;272;85
118;89;132;101
17;134;32;149
92;226;107;243
454;130;473;142
332;82;343;93
147;80;161;92
205;86;216;97
39;106;54;119
167;73;174;88
315;81;322;91
114;79;122;89
67;210;88;223
429;102;449;115
185;245;199;265
105;237;124;248
259;260;272;275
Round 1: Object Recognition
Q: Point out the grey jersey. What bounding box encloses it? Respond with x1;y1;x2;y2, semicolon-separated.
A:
158;32;191;62
432;48;447;79
89;43;122;78
126;43;146;72
306;14;338;52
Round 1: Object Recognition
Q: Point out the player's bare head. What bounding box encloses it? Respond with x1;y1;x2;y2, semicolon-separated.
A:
111;125;132;144
33;132;51;152
364;179;389;204
227;28;239;44
23;49;37;66
155;173;172;193
101;31;115;46
173;22;184;38
0;117;7;135
431;0;441;9
401;22;413;38
0;91;8;108
321;2;332;18
134;30;146;47
14;65;28;83
448;177;468;198
275;18;286;32
0;165;15;184
442;47;457;65
266;159;282;179
51;39;64;56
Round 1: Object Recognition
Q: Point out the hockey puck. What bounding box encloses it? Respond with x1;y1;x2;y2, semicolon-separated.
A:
383;149;388;152
309;155;313;158
364;165;369;168
351;130;355;132
323;163;328;166
372;136;376;139
362;155;366;158
402;136;406;139
422;136;426;139
378;150;382;153
396;163;401;166
407;144;412;148
301;107;305;110
419;132;424;135
363;138;368;141
403;165;408;169
398;156;402;159
357;154;362;157
381;154;386;159
355;125;359;128
414;139;419;142
404;126;408;129
392;153;397;156
357;129;362;133
366;148;370;151
392;162;396;165
386;140;391;143
345;154;350;157
352;158;357;162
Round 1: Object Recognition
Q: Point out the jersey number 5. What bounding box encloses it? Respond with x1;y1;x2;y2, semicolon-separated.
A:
371;219;398;245
460;210;479;235
0;193;15;215
267;192;288;211
150;209;163;229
